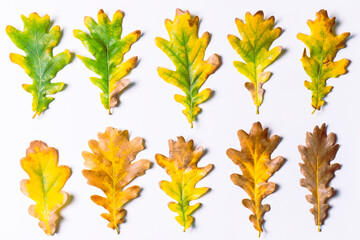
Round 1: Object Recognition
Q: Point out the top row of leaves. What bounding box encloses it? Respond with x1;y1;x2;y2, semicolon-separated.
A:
6;9;350;126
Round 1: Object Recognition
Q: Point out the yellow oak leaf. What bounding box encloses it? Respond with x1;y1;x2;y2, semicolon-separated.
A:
228;11;282;114
82;127;150;233
155;136;213;231
298;124;340;231
226;122;285;236
155;9;220;128
20;140;71;235
297;9;350;113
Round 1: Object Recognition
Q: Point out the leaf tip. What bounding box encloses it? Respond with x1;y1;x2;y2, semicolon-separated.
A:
98;9;105;15
255;10;264;18
175;8;188;17
133;29;141;37
5;25;14;34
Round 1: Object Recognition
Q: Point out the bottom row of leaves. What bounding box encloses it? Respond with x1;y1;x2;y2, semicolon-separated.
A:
20;122;340;236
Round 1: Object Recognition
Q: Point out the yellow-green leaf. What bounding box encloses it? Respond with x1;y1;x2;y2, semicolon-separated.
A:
20;140;71;235
82;127;150;233
74;9;140;114
155;9;220;128
297;9;350;113
228;11;282;114
226;122;285;236
6;13;71;118
155;136;213;231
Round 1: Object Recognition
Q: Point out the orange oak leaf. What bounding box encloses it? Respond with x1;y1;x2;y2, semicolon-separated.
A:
298;124;340;231
226;122;285;236
82;127;150;234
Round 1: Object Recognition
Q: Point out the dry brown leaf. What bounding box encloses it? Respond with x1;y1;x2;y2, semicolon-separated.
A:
298;124;340;231
226;122;285;236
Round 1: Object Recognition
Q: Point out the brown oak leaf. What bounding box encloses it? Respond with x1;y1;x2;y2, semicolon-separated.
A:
227;122;285;236
298;124;340;231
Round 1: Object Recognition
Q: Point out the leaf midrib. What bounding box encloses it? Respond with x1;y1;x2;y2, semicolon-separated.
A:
108;138;136;232
35;29;43;116
247;20;269;113
172;29;203;123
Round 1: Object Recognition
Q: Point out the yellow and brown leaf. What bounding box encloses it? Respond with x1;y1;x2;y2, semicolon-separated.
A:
74;10;140;114
155;137;213;231
228;11;282;114
20;140;71;235
298;124;340;231
82;127;150;233
226;122;285;236
155;9;220;127
297;10;350;112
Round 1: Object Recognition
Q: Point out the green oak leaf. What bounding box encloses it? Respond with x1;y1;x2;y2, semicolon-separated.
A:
6;13;71;118
74;9;140;114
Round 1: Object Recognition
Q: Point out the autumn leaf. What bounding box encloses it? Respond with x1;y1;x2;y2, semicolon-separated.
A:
297;9;350;113
155;137;213;231
298;124;340;231
226;122;285;236
74;9;140;114
155;9;220;128
228;11;282;114
82;127;150;233
6;13;71;118
20;140;71;235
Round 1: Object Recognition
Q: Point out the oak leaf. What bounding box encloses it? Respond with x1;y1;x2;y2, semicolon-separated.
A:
226;122;285;236
297;9;350;113
155;136;213;231
74;9;140;114
6;13;71;118
155;9;220;128
20;140;71;235
228;11;282;114
82;127;150;233
298;124;340;231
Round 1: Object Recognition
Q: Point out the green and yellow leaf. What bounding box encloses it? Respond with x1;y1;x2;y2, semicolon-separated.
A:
20;140;71;235
226;122;285;236
228;11;282;114
155;9;220;127
82;127;150;233
298;124;340;231
6;13;71;118
74;9;140;114
297;9;350;113
155;136;213;231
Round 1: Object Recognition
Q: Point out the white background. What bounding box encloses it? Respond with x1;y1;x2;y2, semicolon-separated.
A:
0;0;358;239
